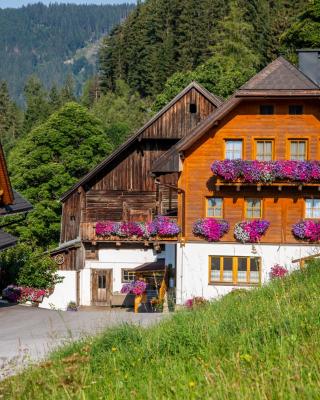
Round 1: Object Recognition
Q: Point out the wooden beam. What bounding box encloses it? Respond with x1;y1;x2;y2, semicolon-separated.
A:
292;253;320;263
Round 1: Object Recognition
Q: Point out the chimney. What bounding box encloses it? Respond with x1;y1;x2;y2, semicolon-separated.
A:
297;49;320;86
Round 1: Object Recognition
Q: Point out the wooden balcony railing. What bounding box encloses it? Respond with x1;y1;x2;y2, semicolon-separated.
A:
81;222;179;244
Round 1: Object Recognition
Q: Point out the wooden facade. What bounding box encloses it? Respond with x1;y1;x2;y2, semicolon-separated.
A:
178;99;320;244
55;83;221;270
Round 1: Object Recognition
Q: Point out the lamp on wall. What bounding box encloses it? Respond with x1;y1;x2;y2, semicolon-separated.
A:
251;244;257;255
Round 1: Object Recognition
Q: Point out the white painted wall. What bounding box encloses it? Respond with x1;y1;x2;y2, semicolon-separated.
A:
176;242;319;304
40;271;77;311
78;245;176;306
80;246;158;305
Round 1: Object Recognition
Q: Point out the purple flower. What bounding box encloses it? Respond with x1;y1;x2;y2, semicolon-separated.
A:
211;160;320;184
193;218;229;241
234;220;270;243
292;220;320;242
120;280;147;296
96;216;180;239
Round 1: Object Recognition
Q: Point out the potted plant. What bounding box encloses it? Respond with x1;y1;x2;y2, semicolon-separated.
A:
67;301;78;311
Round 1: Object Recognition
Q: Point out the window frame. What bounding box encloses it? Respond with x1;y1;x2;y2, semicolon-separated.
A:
254;139;274;161
206;197;223;218
289;104;303;115
260;104;274;115
245;198;262;219
224;139;244;160
288;139;308;161
208;256;261;286
121;269;136;283
304;198;320;219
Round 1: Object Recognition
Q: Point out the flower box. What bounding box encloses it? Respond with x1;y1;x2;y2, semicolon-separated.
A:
292;220;320;242
96;216;180;240
192;218;229;241
234;220;270;243
211;160;320;184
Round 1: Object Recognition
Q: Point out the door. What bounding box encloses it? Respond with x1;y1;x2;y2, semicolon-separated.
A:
92;269;112;306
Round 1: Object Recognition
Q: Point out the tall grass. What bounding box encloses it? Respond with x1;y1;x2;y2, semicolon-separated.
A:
1;262;320;399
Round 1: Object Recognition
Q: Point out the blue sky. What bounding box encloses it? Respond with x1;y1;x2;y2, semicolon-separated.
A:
0;0;136;7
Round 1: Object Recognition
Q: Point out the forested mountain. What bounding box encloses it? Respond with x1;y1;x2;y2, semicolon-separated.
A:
99;0;308;99
0;2;135;103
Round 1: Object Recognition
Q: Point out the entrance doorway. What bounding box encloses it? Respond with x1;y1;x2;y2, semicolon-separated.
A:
91;269;112;306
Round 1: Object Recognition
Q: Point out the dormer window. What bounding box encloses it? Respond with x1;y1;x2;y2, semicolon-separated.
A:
260;105;274;115
189;103;197;114
289;105;303;115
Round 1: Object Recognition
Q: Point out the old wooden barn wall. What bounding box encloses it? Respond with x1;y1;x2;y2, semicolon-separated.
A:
180;99;320;244
142;88;216;139
77;88;217;242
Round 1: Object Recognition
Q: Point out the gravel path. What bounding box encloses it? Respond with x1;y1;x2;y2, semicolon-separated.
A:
0;303;164;379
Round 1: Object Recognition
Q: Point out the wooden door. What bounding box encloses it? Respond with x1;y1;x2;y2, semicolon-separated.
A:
92;269;112;306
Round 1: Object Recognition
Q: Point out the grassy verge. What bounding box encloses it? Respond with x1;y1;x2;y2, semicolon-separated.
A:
1;263;320;399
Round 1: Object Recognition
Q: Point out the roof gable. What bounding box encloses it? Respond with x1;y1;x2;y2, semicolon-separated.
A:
61;82;222;201
152;58;320;173
240;56;319;91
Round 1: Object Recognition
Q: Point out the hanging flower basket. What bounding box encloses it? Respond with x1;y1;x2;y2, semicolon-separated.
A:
192;218;229;241
292;220;320;242
234;220;270;243
96;216;180;240
211;160;320;184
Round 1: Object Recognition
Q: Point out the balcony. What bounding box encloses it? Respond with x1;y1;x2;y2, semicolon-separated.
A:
81;216;180;245
210;160;320;192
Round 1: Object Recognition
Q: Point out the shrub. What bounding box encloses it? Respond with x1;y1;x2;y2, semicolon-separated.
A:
17;250;63;290
270;264;288;279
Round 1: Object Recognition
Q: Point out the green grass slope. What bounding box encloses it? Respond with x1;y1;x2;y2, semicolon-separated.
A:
1;263;320;399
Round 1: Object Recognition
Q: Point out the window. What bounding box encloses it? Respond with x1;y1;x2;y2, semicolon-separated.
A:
206;198;223;218
209;256;261;285
260;105;274;115
305;199;320;219
290;140;307;161
98;275;106;289
255;140;273;161
245;198;262;219
189;103;197;113
121;269;136;283
225;140;243;160
289;105;303;115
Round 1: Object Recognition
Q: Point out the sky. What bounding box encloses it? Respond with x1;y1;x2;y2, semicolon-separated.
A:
0;0;136;7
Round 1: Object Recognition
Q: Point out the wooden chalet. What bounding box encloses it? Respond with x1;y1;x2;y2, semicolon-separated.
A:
48;82;222;309
0;146;32;251
152;53;320;303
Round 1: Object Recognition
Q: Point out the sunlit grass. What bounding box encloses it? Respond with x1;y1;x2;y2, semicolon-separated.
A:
1;262;320;399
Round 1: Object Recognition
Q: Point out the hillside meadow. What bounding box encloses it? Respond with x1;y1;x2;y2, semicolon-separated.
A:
1;262;320;399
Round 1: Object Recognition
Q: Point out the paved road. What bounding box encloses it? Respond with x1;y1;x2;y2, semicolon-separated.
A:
0;303;164;379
